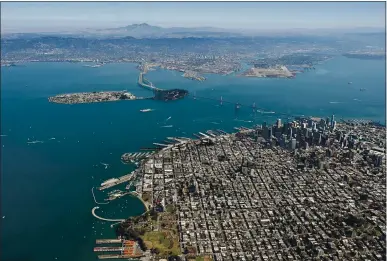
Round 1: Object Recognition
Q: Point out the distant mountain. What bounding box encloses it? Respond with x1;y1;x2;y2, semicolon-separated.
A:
1;23;384;40
84;23;243;39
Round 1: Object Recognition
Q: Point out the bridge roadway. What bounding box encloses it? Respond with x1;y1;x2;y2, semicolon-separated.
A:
92;207;125;222
137;70;304;119
190;94;305;119
138;72;162;92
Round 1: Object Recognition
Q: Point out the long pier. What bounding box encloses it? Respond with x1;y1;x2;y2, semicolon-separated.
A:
92;207;125;222
98;173;135;191
92;187;109;205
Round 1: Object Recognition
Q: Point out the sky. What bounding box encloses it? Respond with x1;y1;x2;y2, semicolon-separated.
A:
1;2;385;33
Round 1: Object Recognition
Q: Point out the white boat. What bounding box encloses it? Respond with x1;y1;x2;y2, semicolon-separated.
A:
140;109;153;112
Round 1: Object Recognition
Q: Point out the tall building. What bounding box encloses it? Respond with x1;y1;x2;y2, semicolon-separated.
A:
276;119;282;128
291;138;297;150
308;119;313;128
326;117;331;127
268;127;273;140
312;122;317;131
331;114;335;126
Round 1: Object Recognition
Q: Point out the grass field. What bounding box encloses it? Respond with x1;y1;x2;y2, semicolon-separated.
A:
141;230;181;256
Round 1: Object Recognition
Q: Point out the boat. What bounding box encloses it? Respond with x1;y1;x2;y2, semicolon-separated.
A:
348;81;352;84
140;109;153;112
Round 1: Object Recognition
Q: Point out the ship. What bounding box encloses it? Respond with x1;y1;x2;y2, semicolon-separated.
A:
140;109;153;112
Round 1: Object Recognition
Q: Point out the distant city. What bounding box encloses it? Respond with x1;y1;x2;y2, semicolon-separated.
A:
1;23;385;81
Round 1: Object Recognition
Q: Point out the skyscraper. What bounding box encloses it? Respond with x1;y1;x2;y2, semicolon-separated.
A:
312;122;317;131
268;127;273;140
291;138;297;150
276;119;282;128
331;114;335;126
308;119;313;128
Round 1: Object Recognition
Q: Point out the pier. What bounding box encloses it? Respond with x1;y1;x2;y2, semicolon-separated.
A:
98;173;135;190
95;239;144;259
92;207;125;222
92;187;109;205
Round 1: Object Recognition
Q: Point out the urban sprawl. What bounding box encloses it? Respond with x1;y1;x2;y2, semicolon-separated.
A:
94;116;386;261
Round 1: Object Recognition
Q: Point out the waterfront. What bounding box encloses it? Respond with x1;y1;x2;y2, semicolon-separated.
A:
1;56;385;261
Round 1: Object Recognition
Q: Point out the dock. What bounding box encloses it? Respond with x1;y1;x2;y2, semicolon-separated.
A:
95;239;144;259
121;152;154;163
96;239;122;244
153;142;169;147
98;173;135;191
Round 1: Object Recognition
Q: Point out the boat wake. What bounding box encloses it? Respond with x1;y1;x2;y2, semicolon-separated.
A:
329;101;343;104
161;125;173;128
234;119;253;123
100;162;109;169
27;140;44;144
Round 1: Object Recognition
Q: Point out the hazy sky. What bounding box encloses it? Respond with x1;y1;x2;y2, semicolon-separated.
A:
1;2;385;33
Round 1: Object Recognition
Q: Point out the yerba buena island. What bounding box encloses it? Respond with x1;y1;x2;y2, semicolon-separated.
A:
1;2;386;261
93;117;385;261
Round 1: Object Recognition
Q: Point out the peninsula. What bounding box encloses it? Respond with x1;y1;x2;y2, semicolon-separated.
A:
48;91;138;104
96;117;385;260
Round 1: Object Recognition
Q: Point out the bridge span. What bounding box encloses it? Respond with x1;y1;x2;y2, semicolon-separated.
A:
138;72;162;92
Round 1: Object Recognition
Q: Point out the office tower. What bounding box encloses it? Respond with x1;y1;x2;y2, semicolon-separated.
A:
312;122;317;131
276;119;282;128
331;114;335;126
326;117;330;126
308;119;313;128
332;120;337;130
291;138;297;150
268;127;273;140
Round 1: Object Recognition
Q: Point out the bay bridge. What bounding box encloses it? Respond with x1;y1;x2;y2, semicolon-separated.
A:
137;70;305;120
137;72;162;92
190;92;305;119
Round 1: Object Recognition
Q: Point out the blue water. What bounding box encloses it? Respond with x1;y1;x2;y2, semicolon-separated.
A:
1;56;385;261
